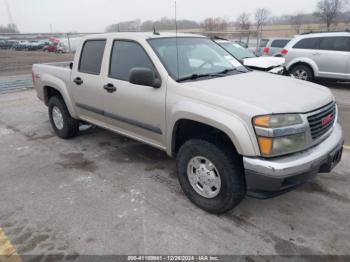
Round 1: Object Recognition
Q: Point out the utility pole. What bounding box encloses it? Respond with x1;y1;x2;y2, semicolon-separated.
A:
5;0;14;24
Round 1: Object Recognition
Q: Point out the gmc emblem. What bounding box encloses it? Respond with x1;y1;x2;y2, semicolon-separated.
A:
321;114;334;126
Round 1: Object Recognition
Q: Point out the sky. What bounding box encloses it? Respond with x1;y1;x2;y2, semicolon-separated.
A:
0;0;318;33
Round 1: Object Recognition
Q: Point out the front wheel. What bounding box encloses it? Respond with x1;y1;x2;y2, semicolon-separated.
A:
291;64;314;81
48;96;79;139
176;139;246;214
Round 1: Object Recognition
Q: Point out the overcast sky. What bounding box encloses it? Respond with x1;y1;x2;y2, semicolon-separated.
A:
0;0;318;33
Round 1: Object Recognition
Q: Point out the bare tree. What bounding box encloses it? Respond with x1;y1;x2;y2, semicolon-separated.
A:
236;13;251;30
255;8;270;49
202;17;228;31
255;8;271;32
314;0;347;31
291;13;304;34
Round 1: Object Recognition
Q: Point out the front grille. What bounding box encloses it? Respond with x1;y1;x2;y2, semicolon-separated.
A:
307;102;336;140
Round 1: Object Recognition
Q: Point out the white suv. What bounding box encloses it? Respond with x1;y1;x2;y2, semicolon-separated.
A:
282;32;350;81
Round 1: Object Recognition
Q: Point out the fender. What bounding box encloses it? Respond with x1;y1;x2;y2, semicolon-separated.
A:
167;101;260;157
41;73;79;118
286;57;319;77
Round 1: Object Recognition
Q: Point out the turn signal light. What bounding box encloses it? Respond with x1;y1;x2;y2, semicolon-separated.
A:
257;137;273;156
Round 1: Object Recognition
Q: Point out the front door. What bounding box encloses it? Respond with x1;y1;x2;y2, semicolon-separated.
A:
102;40;166;147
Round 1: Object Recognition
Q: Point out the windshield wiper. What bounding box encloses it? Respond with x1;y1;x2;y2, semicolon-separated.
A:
177;73;212;82
177;68;247;82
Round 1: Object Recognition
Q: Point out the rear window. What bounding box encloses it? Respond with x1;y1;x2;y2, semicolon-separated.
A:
79;40;106;75
271;39;290;48
259;39;269;47
293;38;320;50
319;37;349;52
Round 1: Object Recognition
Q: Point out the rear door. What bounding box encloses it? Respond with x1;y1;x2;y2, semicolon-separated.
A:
102;39;166;147
71;39;107;120
316;36;350;80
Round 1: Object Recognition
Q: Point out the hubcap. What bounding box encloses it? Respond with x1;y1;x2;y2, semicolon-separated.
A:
293;69;308;80
52;106;64;130
187;156;221;199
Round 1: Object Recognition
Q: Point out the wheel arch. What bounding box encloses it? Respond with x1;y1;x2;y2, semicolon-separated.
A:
287;58;318;77
167;103;259;157
41;75;78;118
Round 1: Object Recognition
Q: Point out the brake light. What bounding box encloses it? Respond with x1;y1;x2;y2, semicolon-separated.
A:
281;49;288;56
263;47;270;55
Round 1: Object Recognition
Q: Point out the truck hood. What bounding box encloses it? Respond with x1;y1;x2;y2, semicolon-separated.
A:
243;57;285;69
182;71;334;115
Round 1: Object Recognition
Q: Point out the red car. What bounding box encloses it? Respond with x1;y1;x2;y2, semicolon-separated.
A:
43;43;58;52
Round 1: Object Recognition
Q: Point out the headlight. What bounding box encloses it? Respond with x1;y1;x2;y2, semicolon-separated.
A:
254;114;303;128
253;114;307;157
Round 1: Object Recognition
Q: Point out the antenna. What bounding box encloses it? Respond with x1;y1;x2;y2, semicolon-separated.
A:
175;0;180;80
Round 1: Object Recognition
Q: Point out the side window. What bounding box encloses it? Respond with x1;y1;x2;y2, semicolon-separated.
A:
293;38;320;50
79;40;106;75
271;39;290;48
109;41;155;81
319;37;349;52
259;39;269;47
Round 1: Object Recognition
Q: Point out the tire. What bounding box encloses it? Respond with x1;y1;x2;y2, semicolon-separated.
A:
48;96;79;139
176;138;246;214
291;64;314;81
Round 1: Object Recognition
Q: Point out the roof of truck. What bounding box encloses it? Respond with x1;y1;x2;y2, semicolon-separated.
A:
82;32;206;41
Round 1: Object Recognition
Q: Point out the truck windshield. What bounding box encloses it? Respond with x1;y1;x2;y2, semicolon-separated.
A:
148;37;246;81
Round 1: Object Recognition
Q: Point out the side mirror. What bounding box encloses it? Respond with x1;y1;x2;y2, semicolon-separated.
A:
69;62;73;69
129;68;161;88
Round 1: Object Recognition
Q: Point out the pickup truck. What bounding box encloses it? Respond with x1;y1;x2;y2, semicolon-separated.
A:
33;32;344;214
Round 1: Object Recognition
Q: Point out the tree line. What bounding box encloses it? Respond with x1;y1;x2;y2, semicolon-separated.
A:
0;23;19;33
106;0;349;33
0;0;348;34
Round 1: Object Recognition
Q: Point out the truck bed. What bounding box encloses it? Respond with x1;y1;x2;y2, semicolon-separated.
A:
32;61;73;102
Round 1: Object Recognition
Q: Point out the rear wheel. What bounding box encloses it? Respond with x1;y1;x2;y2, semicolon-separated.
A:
48;96;79;139
291;64;314;81
176;138;246;214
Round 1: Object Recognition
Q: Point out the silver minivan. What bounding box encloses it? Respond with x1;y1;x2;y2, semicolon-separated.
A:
283;32;350;81
256;38;291;57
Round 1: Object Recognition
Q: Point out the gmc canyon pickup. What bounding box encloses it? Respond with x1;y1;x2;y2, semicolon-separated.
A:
33;32;344;214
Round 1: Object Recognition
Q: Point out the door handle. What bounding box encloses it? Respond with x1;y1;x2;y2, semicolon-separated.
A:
104;83;117;93
73;77;83;85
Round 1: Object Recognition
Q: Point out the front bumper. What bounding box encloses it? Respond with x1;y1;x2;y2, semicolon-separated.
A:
243;124;344;199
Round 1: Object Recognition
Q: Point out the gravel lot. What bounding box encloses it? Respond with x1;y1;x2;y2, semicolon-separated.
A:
0;50;73;76
0;51;349;258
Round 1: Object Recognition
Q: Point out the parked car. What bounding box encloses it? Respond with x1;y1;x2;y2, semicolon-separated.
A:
215;39;287;75
256;38;291;57
33;32;343;214
1;40;18;49
26;41;42;51
234;40;249;48
14;41;30;51
43;43;58;52
282;32;350;81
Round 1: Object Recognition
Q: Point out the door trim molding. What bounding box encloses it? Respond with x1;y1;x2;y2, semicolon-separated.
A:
76;103;162;135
